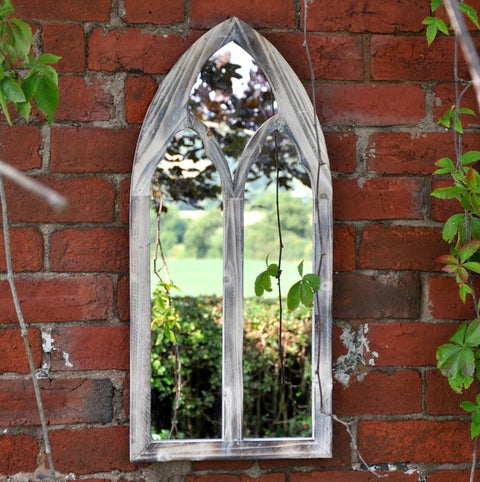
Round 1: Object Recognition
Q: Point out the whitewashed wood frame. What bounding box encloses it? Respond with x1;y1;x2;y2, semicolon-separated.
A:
130;17;333;462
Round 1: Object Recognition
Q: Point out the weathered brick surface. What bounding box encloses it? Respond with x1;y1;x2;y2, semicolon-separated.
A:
186;475;285;482
51;127;138;173
367;322;456;366
50;227;129;272
359;225;445;271
51;325;129;371
88;28;197;74
431;178;461;222
0;435;38;474
429;276;477;320
123;0;184;24
0;276;113;323
315;84;425;125
117;275;129;321
371;36;466;81
15;0;111;21
334;370;422;415
0;378;113;425
0;227;43;271
0;328;42;373
265;33;363;81
4;177;115;223
190;0;295;28
333;178;425;220
56;76;115;122
291;471;416;481
50;427;136;474
333;225;356;271
426;370;479;415
325;132;357;174
0;125;41;170
302;0;428;33
120;177;131;224
125;75;158;124
42;23;85;73
333;272;420;319
358;420;472;463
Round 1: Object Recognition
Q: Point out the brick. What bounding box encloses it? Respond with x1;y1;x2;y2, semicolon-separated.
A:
367;322;457;366
359;224;445;271
3;176;114;223
123;375;129;417
259;422;350;469
16;0;110;20
50;426;136;474
120;177;131;224
0;378;113;425
42;23;85;73
55;76;114;122
434;83;479;126
0;328;41;373
0;434;37;474
371;36;467;81
367;131;459;175
118;275;129;321
190;0;295;28
124;0;184;24
358;420;472;463
0;227;43;272
333;225;355;271
187;475;285;482
428;471;476;482
431;179;461;222
333;272;420;319
324;132;357;174
265;33;363;81
0;125;41;169
315;84;425;126
51;325;129;371
429;276;477;320
0;276;113;323
334;370;421;415
302;0;428;33
291;471;416;481
88;28;197;74
426;369;479;415
333;177;425;220
50;227;129;272
51;127;138;173
192;460;254;472
125;76;158;124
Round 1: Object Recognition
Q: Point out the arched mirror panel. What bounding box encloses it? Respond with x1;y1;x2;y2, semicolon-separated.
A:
130;17;332;462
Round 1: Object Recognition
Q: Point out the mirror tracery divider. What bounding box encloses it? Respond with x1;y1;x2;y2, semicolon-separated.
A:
130;16;332;462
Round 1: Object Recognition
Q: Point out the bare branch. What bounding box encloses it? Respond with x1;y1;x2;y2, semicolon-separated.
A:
443;0;480;110
0;175;56;481
0;159;67;212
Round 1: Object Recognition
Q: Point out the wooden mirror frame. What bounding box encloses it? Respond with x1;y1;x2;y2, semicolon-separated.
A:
129;17;333;462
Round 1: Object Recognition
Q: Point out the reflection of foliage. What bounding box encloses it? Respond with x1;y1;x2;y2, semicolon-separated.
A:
151;296;311;439
151;46;310;211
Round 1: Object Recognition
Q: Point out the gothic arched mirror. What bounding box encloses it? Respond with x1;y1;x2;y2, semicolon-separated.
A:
130;17;332;462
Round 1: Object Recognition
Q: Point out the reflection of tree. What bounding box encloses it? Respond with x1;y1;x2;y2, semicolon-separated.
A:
151;46;310;210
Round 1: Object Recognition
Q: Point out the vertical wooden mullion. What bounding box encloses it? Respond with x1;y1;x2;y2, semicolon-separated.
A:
222;195;244;442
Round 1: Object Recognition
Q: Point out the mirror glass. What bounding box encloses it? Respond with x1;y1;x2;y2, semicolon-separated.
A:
150;129;223;440
243;133;313;438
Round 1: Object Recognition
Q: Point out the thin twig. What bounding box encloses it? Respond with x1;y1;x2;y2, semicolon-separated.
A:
0;175;56;481
0;159;67;212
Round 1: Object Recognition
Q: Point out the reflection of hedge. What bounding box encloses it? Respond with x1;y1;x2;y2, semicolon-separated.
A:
151;296;311;439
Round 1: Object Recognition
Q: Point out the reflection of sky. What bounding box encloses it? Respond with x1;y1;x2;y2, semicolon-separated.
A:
190;41;257;98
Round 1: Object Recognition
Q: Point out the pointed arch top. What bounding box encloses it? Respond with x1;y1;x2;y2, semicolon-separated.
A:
131;17;331;198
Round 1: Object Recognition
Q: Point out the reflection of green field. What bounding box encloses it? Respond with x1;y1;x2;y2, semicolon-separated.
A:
151;258;312;297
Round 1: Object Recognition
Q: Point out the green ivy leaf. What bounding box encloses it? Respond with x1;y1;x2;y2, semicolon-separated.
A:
37;53;61;65
460;151;480;165
303;273;321;290
297;260;304;277
431;0;442;12
442;213;465;243
287;281;301;310
9;18;32;59
464;262;480;274
431;186;466;199
458;240;480;263
465;319;480;346
33;73;59;124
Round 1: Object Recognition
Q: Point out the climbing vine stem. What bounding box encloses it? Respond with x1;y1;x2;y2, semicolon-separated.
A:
0;175;56;481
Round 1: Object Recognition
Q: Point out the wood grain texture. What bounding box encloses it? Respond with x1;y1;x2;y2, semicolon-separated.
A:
130;17;332;461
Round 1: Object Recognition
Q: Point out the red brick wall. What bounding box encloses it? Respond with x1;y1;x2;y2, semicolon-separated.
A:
0;0;478;480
